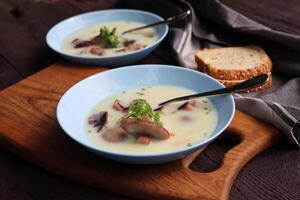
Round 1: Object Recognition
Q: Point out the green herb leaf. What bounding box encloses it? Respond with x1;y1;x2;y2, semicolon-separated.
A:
99;26;119;48
128;99;163;126
154;111;162;126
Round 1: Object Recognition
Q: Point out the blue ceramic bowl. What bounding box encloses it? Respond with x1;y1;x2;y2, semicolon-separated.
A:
46;9;168;67
57;65;235;164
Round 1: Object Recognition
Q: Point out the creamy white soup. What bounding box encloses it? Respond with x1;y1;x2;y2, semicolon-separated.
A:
86;86;218;154
62;21;158;57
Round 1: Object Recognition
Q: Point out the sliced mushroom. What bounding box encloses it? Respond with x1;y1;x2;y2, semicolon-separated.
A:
102;127;126;142
136;135;151;145
90;35;100;43
88;112;107;131
126;43;146;51
123;40;136;47
154;106;164;113
115;48;126;53
88;114;97;125
90;46;105;55
89;111;107;132
113;99;128;112
73;40;95;48
72;38;80;43
121;119;169;140
180;116;193;122
119;115;130;125
177;100;197;111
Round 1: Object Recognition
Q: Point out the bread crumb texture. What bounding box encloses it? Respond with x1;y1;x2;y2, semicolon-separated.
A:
195;45;272;80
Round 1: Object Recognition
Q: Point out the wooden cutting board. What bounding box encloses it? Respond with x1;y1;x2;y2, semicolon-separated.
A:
0;63;282;200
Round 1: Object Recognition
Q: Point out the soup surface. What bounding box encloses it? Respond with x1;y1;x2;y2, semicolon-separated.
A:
62;21;158;57
86;86;218;154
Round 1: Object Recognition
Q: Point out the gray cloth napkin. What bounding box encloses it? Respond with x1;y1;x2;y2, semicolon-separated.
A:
127;0;300;147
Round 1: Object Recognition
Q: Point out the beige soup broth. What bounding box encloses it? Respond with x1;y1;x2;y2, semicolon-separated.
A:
86;86;218;154
62;21;158;57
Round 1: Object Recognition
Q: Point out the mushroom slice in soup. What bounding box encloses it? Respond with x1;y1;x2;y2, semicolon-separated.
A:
136;135;151;145
154;106;164;113
123;40;135;47
88;114;97;125
114;48;126;53
113;99;128;112
121;119;169;140
90;46;105;55
73;40;95;48
88;111;108;132
180;115;194;123
177;100;197;111
102;127;127;142
126;43;146;51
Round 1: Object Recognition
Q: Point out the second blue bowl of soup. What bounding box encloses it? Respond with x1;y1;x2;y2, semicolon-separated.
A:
46;9;168;66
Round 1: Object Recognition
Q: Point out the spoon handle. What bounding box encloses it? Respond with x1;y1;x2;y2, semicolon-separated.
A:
122;10;191;35
159;74;269;106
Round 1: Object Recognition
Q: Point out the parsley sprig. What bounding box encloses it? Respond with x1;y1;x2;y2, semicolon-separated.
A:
99;26;119;48
128;99;162;126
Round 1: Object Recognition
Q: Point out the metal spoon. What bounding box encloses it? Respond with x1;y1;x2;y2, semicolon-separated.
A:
159;74;269;106
122;10;191;35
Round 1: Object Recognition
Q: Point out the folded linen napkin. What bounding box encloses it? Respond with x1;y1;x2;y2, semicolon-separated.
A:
127;0;300;147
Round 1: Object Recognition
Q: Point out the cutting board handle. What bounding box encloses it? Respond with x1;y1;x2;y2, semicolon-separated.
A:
181;111;282;200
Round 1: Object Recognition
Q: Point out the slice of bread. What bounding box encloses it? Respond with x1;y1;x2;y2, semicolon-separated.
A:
217;73;272;92
195;45;272;80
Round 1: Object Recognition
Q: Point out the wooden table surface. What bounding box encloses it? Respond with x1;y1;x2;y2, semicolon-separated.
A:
0;0;300;200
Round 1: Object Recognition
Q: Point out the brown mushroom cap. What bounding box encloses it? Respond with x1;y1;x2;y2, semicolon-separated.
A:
121;119;169;140
102;127;127;142
90;46;105;55
113;99;128;112
177;100;197;111
136;135;151;145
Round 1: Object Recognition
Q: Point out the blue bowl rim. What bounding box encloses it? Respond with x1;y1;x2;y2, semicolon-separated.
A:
57;64;236;159
46;9;169;60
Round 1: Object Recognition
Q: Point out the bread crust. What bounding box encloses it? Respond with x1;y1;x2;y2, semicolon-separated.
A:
195;46;272;80
218;75;272;93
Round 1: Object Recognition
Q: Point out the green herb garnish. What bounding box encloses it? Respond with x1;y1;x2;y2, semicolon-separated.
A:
128;99;162;126
99;26;119;48
153;112;161;124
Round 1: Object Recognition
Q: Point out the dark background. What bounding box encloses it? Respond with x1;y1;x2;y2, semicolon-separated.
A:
0;0;300;199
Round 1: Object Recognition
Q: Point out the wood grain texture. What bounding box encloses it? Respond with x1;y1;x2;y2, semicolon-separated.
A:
0;0;123;88
0;63;282;200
